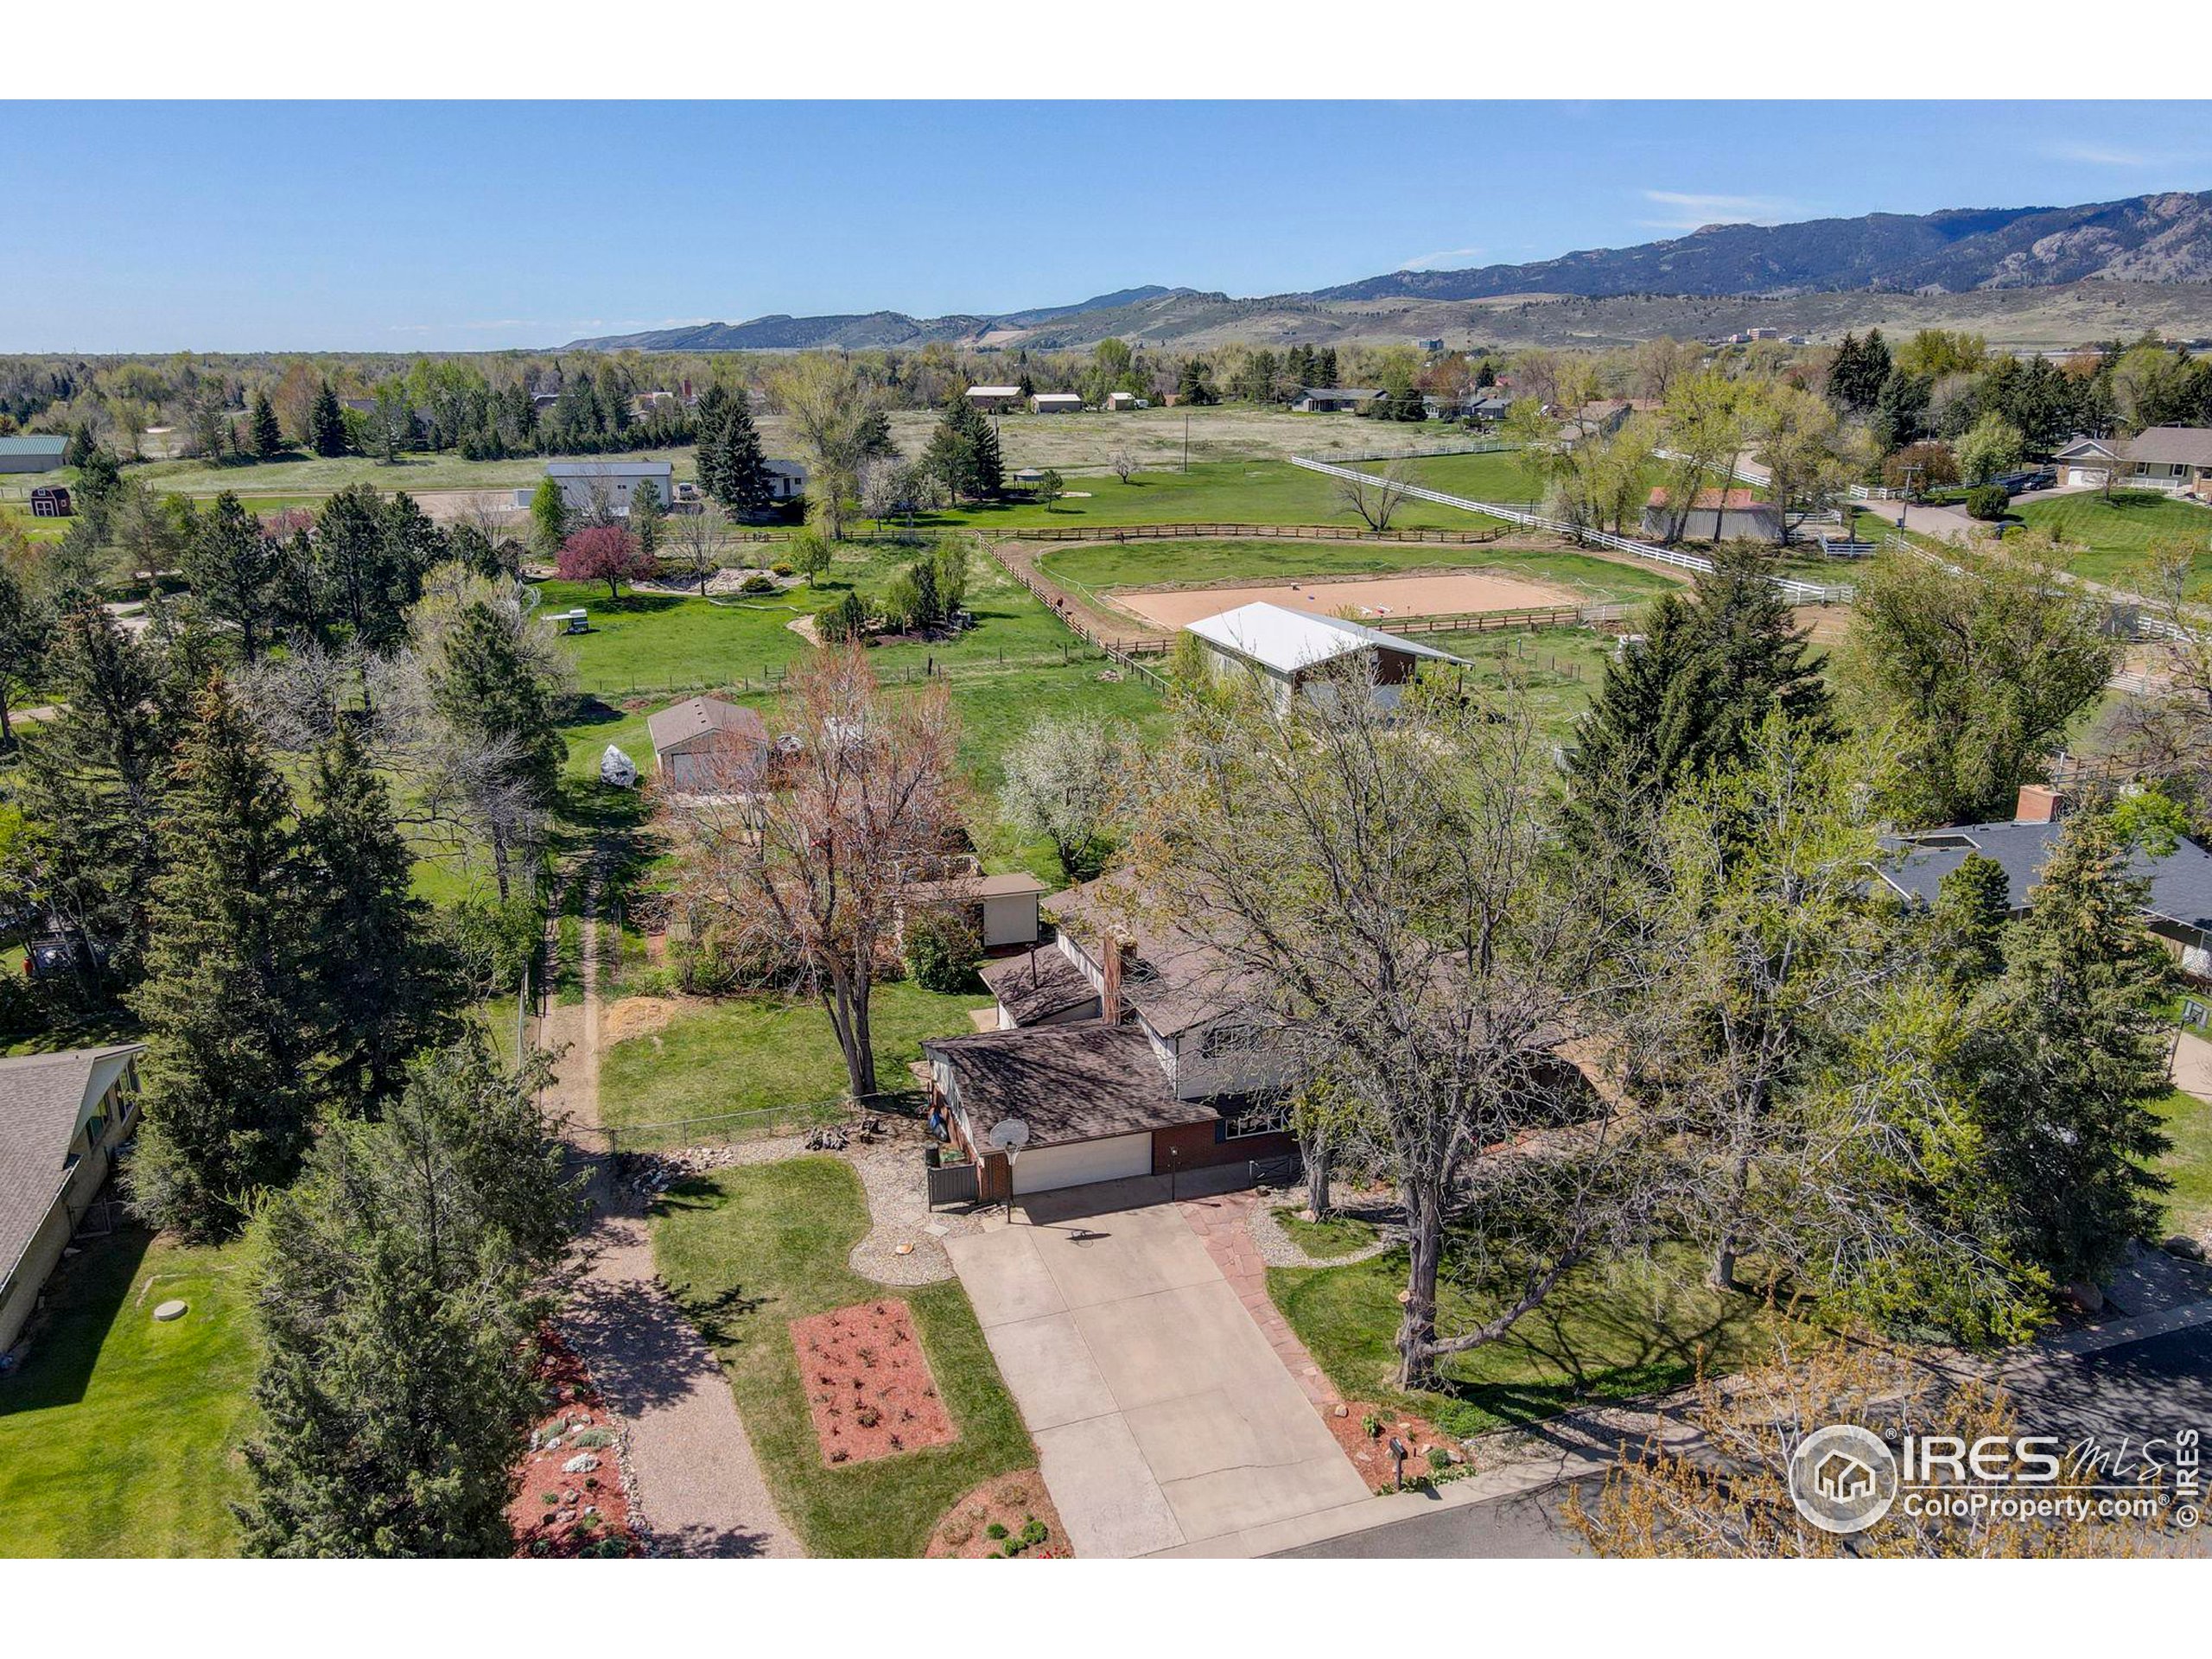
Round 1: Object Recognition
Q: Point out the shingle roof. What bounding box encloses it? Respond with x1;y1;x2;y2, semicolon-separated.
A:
1296;387;1383;399
1880;820;2212;940
979;944;1097;1027
1;1045;141;1288
645;696;769;757
2124;427;2212;467
1647;486;1764;510
1184;601;1470;676
544;461;674;479
1048;869;1249;1039
924;1022;1214;1147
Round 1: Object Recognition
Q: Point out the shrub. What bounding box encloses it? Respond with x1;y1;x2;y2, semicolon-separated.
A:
770;562;794;577
739;572;777;594
1019;1520;1047;1548
985;1522;1009;1541
1965;484;2009;521
904;910;980;993
1426;1446;1453;1473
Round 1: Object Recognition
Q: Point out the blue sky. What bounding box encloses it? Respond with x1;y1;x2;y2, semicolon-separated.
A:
4;100;2208;353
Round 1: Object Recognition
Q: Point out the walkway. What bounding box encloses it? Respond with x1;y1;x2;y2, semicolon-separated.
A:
545;855;801;1559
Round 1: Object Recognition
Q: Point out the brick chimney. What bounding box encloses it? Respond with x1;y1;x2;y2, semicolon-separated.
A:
1100;937;1126;1024
2014;784;2063;825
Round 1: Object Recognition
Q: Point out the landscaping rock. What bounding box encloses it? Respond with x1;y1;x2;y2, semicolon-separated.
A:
152;1300;188;1322
562;1453;601;1475
2164;1235;2208;1262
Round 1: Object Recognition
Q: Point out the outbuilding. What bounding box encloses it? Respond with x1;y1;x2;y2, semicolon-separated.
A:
965;385;1022;410
1289;387;1386;414
543;460;675;518
1030;392;1082;415
1183;601;1468;713
0;435;69;474
646;695;772;791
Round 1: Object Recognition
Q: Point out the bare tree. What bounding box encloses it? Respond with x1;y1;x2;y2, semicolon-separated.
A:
667;498;729;595
1332;460;1412;532
1121;661;1663;1388
1109;447;1136;485
663;646;966;1097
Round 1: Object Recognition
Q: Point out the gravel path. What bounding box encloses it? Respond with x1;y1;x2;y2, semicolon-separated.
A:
846;1130;986;1287
548;855;803;1559
1247;1198;1398;1269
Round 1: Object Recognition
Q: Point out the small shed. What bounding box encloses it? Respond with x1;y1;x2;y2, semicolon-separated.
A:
965;385;1022;410
1641;487;1783;544
1104;391;1139;412
1030;392;1082;415
29;486;72;518
646;695;772;790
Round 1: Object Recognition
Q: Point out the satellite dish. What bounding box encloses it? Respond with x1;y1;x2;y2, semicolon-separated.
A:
986;1118;1030;1160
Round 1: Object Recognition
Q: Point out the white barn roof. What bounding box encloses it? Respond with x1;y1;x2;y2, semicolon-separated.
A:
967;385;1021;397
1184;601;1468;675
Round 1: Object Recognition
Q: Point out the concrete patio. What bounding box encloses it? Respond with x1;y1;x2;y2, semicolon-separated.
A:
946;1179;1369;1557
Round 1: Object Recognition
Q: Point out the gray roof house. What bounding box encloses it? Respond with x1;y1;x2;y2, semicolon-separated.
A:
1290;387;1386;414
1878;785;2212;977
923;869;1296;1202
1;1044;145;1356
0;435;70;474
2118;427;2212;500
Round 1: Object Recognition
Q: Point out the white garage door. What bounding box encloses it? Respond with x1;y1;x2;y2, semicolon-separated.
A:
1010;1131;1154;1195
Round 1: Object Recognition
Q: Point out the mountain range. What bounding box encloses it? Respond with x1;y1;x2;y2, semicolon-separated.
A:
564;191;2212;355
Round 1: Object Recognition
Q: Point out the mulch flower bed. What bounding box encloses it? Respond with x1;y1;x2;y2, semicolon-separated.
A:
925;1469;1071;1558
509;1327;645;1558
791;1298;957;1465
1325;1400;1466;1493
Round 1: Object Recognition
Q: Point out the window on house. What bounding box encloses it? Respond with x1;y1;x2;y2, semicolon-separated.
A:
1198;1023;1249;1059
1222;1108;1285;1140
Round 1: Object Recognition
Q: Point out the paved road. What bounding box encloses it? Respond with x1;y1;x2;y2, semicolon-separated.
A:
1273;1478;1592;1559
2003;1322;2212;1452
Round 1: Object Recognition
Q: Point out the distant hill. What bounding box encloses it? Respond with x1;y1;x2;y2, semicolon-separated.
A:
1315;190;2212;302
563;193;2212;355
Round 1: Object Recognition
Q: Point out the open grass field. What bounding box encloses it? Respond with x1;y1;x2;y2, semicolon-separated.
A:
1269;1241;1806;1441
649;1156;1033;1555
867;405;1463;477
1364;448;1548;503
1035;537;1683;609
598;979;992;1148
2012;490;2212;597
0;1229;255;1557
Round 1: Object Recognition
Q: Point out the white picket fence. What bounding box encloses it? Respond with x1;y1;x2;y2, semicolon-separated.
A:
1287;454;1855;607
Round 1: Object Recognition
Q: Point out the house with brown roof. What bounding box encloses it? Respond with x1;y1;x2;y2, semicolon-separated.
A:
2117;426;2212;500
645;695;772;791
1;1044;144;1356
925;871;1295;1199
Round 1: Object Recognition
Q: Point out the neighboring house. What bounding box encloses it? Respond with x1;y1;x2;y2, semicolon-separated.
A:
0;1044;145;1356
1641;486;1784;544
0;435;69;474
1183;601;1470;714
1573;398;1660;437
965;385;1022;410
1468;392;1512;426
1878;784;2212;978
2116;427;2212;500
1290;386;1386;414
544;460;675;518
2050;435;2123;488
630;391;681;419
925;870;1296;1198
1030;392;1083;415
645;694;771;791
763;458;808;502
899;869;1048;953
1421;395;1469;422
1103;391;1140;412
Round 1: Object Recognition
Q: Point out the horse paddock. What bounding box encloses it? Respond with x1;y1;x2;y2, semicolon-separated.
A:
1109;568;1583;630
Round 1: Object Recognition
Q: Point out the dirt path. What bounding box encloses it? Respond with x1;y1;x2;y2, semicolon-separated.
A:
548;852;803;1559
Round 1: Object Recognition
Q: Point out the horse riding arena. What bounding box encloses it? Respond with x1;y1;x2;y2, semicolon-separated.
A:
1108;567;1584;629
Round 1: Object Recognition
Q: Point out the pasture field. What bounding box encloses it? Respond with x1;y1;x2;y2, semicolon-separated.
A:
2011;490;2212;598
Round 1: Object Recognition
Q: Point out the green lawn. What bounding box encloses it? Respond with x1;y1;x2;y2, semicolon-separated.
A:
1035;537;1681;608
0;1230;256;1557
918;459;1513;536
118;447;695;499
2154;1088;2212;1241
597;978;991;1148
1274;1208;1382;1262
1269;1243;1802;1441
2012;490;2212;597
1370;448;1548;503
649;1156;1032;1555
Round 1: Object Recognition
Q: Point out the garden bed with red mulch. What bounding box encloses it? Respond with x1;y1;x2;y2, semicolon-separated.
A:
925;1469;1071;1558
791;1298;957;1465
509;1328;645;1557
1325;1400;1466;1493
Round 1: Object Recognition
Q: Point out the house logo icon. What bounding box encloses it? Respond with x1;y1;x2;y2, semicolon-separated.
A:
1789;1425;1899;1535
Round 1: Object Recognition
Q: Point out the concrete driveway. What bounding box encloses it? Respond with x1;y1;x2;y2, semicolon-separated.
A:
947;1184;1368;1557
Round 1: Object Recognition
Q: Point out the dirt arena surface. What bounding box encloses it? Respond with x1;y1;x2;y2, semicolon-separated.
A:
1111;568;1582;629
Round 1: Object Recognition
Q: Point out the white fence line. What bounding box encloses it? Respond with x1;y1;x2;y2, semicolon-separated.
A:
1287;454;1856;606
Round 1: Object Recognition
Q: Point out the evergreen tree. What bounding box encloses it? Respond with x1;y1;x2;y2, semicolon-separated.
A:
1973;811;2175;1290
1828;327;1891;414
1316;346;1339;384
308;380;348;458
629;477;664;556
528;476;568;553
429;601;563;893
128;675;315;1239
296;723;452;1117
0;555;52;749
1176;357;1218;406
697;386;773;518
238;1040;581;1558
182;492;279;664
1688;542;1831;751
922;398;1001;502
313;485;429;654
1931;851;2011;987
1872;368;1931;454
250;390;284;460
